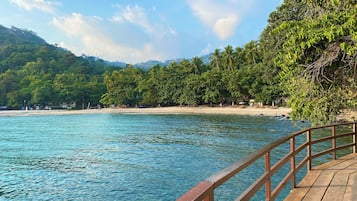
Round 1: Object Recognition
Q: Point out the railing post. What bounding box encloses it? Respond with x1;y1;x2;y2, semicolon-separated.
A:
307;130;312;171
332;125;336;160
204;190;214;201
265;152;271;201
290;137;296;188
353;122;357;153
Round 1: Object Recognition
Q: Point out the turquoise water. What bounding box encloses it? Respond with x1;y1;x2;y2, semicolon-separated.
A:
0;114;307;200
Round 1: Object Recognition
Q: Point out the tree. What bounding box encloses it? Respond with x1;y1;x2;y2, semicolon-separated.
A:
155;66;175;106
222;45;235;71
137;65;161;106
100;67;143;107
190;57;205;74
271;0;357;124
53;73;104;108
209;49;222;70
223;71;243;105
0;70;22;106
202;69;228;105
242;41;261;65
179;74;204;105
233;47;244;68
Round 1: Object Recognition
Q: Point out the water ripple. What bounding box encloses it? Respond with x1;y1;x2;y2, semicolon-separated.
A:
0;114;307;200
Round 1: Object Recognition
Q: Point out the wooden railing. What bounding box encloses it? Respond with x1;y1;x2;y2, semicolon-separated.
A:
177;122;357;201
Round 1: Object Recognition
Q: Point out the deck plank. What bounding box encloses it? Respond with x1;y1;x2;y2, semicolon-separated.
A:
323;155;357;201
283;170;322;201
302;169;335;201
285;153;357;201
322;170;355;201
342;171;357;201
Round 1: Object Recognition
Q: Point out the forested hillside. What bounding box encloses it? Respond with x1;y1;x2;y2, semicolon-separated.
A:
0;25;117;109
0;0;356;125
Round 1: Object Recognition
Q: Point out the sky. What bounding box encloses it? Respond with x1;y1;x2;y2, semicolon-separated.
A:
0;0;283;64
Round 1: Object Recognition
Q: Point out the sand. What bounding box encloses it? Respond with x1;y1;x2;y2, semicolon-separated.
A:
0;106;292;117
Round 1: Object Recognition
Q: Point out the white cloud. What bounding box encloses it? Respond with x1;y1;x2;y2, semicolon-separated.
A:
111;4;177;38
52;13;166;63
187;0;251;40
9;0;59;13
112;4;153;33
213;14;238;40
108;4;180;62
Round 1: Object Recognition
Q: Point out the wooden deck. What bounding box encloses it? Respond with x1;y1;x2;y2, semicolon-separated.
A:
285;153;357;201
178;122;357;201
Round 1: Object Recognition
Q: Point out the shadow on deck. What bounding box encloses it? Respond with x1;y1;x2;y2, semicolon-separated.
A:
285;153;357;201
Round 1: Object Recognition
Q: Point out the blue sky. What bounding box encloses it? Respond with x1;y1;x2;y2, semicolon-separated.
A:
0;0;282;64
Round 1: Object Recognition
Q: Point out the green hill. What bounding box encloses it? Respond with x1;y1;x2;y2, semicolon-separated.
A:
0;25;47;45
0;25;117;109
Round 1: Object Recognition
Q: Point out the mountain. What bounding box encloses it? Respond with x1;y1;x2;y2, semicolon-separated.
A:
0;25;124;74
134;60;175;69
105;60;127;68
0;25;47;45
133;56;210;70
0;25;121;108
0;25;210;71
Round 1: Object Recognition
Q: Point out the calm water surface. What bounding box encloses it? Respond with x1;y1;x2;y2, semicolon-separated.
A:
0;114;308;200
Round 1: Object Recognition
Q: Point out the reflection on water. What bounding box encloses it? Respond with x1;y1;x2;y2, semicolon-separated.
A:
0;114;308;200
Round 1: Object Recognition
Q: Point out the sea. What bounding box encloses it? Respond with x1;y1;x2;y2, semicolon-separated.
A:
0;113;309;200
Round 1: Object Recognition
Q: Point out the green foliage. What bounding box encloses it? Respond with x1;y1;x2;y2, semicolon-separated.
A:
100;67;143;106
0;26;114;109
269;0;357;125
99;42;274;108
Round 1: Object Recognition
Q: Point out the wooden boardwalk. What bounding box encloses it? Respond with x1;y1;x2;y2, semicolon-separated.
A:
285;153;357;201
178;122;357;201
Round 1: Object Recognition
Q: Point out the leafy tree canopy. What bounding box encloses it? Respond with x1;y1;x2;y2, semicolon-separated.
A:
268;0;357;124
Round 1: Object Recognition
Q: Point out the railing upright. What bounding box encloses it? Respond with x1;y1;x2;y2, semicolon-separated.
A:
290;137;296;188
353;122;357;153
331;125;336;160
205;190;213;201
306;130;312;171
264;152;271;201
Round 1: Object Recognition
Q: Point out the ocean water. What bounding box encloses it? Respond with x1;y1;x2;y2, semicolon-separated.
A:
0;114;308;200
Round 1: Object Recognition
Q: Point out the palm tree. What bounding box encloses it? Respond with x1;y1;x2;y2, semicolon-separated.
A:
190;57;203;74
209;48;222;70
233;47;244;69
222;45;235;71
243;41;260;64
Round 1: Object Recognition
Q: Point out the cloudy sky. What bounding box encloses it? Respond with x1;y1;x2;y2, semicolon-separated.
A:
0;0;282;64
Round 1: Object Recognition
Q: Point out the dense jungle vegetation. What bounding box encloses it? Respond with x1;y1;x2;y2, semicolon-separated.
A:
0;0;356;124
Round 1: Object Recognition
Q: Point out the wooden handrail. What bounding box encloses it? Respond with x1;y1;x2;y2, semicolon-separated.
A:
177;122;357;201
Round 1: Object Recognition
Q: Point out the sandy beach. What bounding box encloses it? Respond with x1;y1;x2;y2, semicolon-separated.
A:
0;106;292;117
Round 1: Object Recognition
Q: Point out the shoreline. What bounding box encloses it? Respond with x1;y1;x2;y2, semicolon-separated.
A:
0;106;292;117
